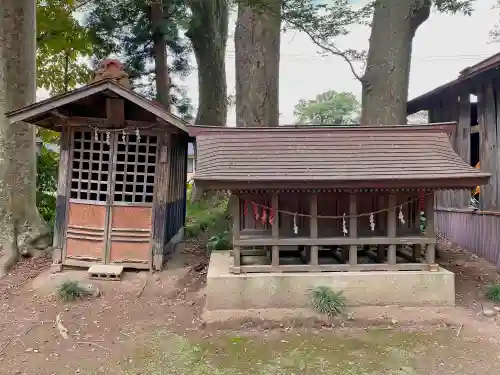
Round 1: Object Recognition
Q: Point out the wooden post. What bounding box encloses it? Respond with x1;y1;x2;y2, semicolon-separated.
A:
349;193;357;266
425;191;437;270
387;193;397;265
413;193;421;261
376;195;385;263
456;92;471;208
479;82;498;210
232;194;241;274
152;134;169;270
271;193;280;270
310;194;318;266
51;129;70;272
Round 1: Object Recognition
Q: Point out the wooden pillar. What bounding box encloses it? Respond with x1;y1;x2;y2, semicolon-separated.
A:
376;195;385;263
310;193;318;266
349;193;358;266
51;129;70;272
455;92;472;208
479;82;498;210
232;194;241;273
425;191;437;270
387;193;397;265
271;193;280;269
413;193;422;261
152;134;170;270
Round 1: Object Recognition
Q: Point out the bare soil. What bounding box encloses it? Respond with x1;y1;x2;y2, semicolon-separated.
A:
1;238;500;374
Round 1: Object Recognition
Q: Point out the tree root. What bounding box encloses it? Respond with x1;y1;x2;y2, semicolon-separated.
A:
0;214;51;278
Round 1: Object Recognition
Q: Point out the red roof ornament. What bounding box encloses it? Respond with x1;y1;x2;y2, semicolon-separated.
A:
90;58;132;89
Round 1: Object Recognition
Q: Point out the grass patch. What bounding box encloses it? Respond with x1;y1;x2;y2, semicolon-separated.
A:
485;282;500;302
57;280;87;302
309;285;347;317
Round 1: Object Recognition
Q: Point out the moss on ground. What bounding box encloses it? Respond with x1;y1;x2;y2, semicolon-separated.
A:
121;329;453;375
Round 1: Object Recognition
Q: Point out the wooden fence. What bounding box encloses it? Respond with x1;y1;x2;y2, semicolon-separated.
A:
436;208;500;267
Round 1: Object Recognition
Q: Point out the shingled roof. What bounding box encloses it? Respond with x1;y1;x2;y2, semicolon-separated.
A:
191;123;490;190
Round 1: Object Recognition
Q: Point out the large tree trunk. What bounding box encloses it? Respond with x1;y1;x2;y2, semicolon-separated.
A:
0;0;50;277
235;0;281;127
360;0;430;125
187;0;229;126
151;3;170;110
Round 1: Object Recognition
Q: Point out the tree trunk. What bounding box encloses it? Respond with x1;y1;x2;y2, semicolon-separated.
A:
0;0;50;277
235;0;281;127
361;0;430;125
151;3;170;110
187;0;229;126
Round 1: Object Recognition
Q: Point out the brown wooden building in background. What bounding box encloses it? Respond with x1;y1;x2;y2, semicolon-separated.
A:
407;52;500;267
7;61;190;271
191;124;489;274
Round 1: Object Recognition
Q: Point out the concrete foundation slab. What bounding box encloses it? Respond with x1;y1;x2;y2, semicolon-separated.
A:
206;252;455;311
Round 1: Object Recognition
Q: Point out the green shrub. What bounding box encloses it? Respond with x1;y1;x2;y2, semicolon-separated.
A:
309;285;346;317
185;193;229;241
36;142;58;231
485;282;500;302
57;280;86;302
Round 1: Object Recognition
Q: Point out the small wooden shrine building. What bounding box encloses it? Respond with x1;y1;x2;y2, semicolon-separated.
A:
191;123;490;274
6;60;190;271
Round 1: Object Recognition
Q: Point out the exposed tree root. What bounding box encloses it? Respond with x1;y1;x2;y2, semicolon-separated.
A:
0;213;51;278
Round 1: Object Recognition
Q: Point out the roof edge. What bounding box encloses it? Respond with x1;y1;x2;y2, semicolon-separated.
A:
187;122;457;137
193;175;490;191
5;79;189;133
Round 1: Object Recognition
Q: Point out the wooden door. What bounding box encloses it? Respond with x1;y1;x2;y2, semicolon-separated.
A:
63;130;158;268
64;130;111;266
106;133;158;268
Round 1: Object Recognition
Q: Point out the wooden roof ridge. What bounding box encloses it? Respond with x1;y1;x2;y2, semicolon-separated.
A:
186;122;457;137
192;123;491;190
5;79;189;133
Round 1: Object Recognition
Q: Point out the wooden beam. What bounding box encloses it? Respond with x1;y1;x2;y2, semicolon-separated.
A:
106;97;125;125
349;193;357;265
230;263;430;274
310;194;319;266
271;193;280;269
387;194;397;265
454;93;472;208
234;236;437;247
232;194;241;273
479;82;498;210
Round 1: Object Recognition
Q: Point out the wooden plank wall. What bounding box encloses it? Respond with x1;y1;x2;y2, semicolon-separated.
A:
437;209;500;267
164;134;188;250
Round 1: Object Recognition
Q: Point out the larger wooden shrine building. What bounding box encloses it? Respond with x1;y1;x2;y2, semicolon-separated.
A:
407;52;500;267
6;60;190;271
190;124;490;273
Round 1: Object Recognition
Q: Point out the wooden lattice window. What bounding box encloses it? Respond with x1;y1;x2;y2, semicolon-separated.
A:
70;131;111;202
114;134;157;204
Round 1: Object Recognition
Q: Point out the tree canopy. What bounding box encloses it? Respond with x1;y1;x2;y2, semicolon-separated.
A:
84;0;194;118
294;90;359;125
37;0;93;94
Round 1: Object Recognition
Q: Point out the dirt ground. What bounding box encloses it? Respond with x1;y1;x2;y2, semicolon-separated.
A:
1;238;500;374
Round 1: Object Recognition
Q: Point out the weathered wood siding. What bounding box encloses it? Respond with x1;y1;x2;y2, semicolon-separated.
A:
163;134;188;252
428;75;500;266
437;208;500;267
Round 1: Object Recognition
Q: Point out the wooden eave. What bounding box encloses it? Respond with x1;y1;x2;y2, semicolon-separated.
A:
407;52;500;114
5;79;189;133
193;175;490;191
